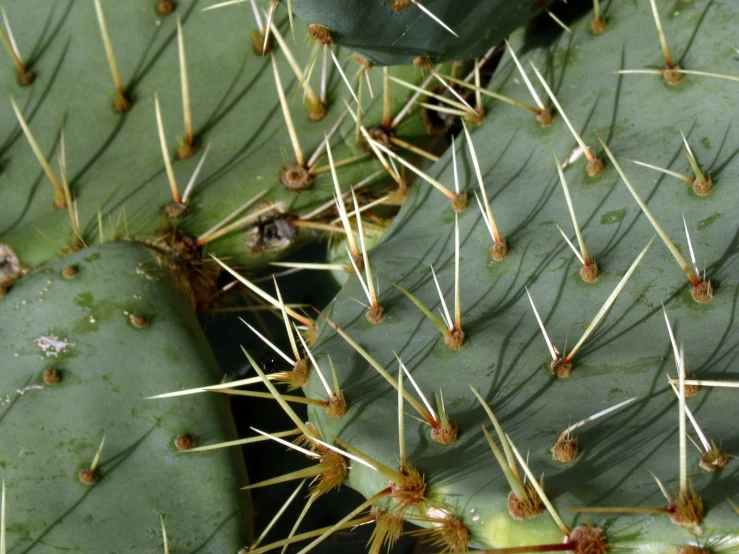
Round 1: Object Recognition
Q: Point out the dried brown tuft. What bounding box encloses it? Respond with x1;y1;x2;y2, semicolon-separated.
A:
390;464;426;513
113;93;133;113
685;382;700;398
79;468;100;485
250;30;273;56
586;157;605;177
664;66;683;85
699;445;729;472
552;437;580;463
507;486;545;520
390;0;411;11
53;193;67;209
490;240;508;262
18;69;35;87
536;107;555;127
307;101;328;122
590;16;607;34
161;202;189;219
156;0;176;15
311;450;349;496
406;512;470;553
691;176;712;196
451;192;468;213
360;126;394;153
0;243;23;290
431;421;459;445
272;358;311;391
176;138;197;160
353;54;373;69
129;314;149;328
569;525;609;554
303;320;320;348
174;434;196;451
691;280;713;304
413;56;433;69
669;488;704;534
551;358;573;379
580;262;600;283
444;329;466;351
325;393;349;419
43;369;62;385
280;164;313;192
366;306;386;325
308;24;332;45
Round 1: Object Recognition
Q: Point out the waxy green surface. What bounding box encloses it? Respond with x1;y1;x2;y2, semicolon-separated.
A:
304;1;739;549
0;0;419;270
0;241;250;550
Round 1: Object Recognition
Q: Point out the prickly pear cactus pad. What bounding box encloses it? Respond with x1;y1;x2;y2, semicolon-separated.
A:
0;241;250;550
0;0;420;273
290;0;544;66
295;1;739;551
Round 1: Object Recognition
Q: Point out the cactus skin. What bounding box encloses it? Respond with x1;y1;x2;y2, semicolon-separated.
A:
0;0;418;273
7;0;739;552
296;1;739;550
291;0;544;66
0;241;251;550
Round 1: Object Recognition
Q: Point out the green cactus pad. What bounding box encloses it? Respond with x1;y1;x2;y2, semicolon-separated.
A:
0;241;250;550
301;1;739;550
0;0;420;274
291;0;544;66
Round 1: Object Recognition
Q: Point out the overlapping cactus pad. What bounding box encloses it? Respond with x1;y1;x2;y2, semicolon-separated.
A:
291;0;544;66
0;241;249;550
296;1;739;551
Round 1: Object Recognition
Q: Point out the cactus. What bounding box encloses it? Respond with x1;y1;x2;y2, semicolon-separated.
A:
0;241;250;550
0;0;426;282
221;0;739;552
6;0;739;552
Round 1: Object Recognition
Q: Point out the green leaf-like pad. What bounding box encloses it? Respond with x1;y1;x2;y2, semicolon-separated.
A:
305;1;739;550
0;241;249;550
